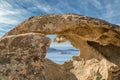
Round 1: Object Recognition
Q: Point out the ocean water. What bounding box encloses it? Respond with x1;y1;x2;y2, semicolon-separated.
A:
46;35;80;64
46;47;79;64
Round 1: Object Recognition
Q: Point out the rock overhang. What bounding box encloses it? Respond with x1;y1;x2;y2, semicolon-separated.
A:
0;13;120;80
1;13;120;62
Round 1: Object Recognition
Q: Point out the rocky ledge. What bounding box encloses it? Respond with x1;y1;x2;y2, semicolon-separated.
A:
0;14;120;80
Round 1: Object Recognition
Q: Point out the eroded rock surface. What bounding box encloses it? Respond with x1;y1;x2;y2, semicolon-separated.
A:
0;33;51;79
0;33;77;80
1;14;120;80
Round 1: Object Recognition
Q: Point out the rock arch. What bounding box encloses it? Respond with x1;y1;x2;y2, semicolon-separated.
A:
4;14;120;62
1;14;120;80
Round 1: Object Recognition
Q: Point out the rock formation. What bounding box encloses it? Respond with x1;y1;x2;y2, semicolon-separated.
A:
0;14;120;80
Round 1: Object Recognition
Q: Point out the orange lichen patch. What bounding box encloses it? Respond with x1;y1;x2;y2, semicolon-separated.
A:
31;61;42;67
19;66;27;74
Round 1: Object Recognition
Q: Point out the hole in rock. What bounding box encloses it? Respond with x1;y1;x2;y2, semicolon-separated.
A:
46;35;80;64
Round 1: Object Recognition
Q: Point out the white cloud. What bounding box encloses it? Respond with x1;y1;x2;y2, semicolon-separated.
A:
89;0;103;9
37;5;51;13
102;3;120;19
0;0;61;26
0;1;29;34
0;27;8;31
0;1;24;25
0;9;19;16
0;16;20;25
0;0;62;37
88;0;120;22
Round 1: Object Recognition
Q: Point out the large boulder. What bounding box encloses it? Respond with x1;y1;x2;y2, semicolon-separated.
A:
0;33;50;59
0;33;77;80
0;33;51;79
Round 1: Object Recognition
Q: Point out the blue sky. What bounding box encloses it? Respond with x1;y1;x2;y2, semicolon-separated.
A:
0;0;120;48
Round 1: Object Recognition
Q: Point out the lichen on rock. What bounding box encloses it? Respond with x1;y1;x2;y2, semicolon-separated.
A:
0;13;120;80
0;33;51;79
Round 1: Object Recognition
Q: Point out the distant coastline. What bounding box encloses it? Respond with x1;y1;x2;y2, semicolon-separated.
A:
47;47;79;54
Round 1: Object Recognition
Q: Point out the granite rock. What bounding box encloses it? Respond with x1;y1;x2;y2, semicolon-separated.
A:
0;33;51;80
1;14;120;80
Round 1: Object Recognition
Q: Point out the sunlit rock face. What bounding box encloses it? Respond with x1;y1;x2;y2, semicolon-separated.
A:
0;33;76;80
1;14;120;80
0;33;51;79
0;33;50;58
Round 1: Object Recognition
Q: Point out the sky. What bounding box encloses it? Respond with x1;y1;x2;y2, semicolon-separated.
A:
0;0;120;48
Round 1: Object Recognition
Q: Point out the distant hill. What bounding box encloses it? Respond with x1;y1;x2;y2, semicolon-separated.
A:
47;48;79;54
47;48;60;53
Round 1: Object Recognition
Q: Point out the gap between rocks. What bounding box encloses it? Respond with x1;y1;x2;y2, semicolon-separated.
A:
46;35;80;64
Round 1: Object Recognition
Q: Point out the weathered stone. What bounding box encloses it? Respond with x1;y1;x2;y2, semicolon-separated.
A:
1;14;120;80
0;33;51;79
0;33;50;58
4;14;120;36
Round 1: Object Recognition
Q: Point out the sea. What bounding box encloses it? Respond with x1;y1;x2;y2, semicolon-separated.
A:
46;47;79;64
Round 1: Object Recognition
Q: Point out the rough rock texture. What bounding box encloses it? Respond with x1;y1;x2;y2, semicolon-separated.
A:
0;33;51;79
0;33;77;80
0;33;50;59
1;14;120;80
